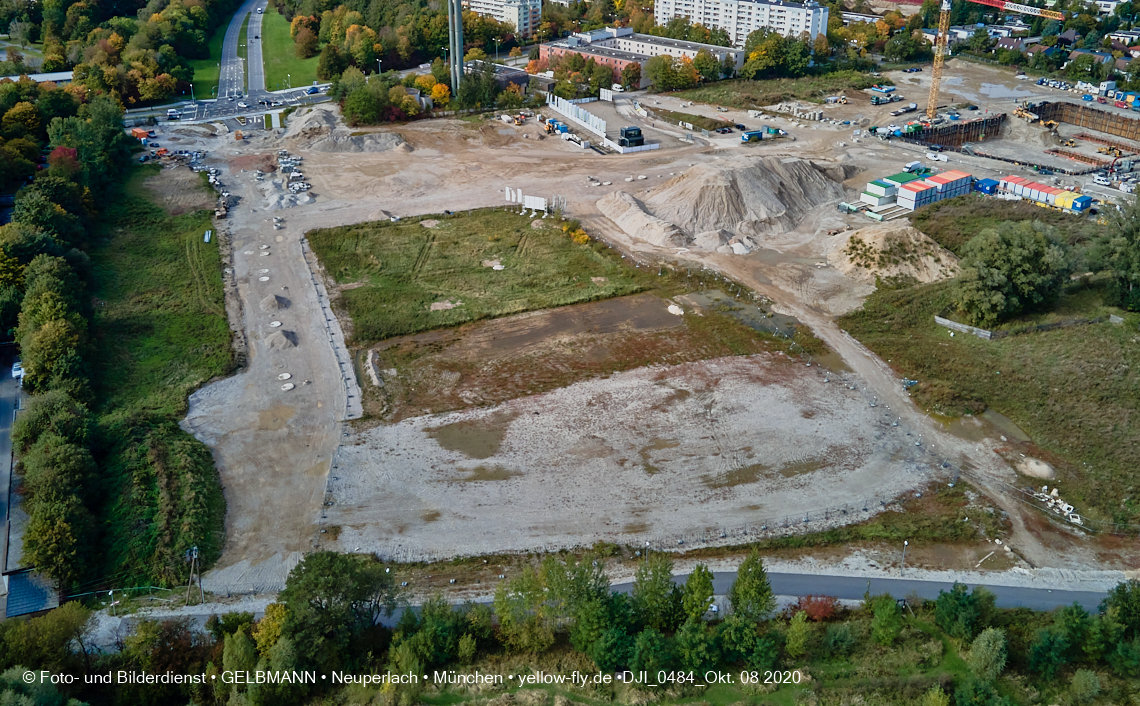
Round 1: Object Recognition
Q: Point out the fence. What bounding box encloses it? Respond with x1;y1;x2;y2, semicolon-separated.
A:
935;313;1109;340
546;94;607;137
602;138;660;154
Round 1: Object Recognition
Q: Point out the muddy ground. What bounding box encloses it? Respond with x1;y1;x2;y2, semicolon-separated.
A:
171;59;1136;592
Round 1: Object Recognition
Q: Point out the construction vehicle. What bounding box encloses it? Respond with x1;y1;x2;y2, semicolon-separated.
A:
1014;105;1039;122
1062;139;1076;147
1098;146;1125;157
1041;119;1059;132
514;114;525;126
927;0;1064;120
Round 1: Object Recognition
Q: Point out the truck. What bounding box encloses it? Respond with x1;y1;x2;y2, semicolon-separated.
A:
904;160;923;173
871;95;890;105
890;103;918;116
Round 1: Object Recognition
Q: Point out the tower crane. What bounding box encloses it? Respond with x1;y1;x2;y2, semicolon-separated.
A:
926;0;1066;121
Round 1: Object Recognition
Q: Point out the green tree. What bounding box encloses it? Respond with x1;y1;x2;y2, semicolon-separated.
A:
825;622;855;656
728;551;775;623
920;684;951;706
1029;627;1069;680
22;495;94;588
871;595;902;646
717;613;757;663
494;565;555;653
342;87;380;125
952;222;1069;327
953;677;1010;706
0;665;89;705
633;554;680;631
317;44;348;80
1069;669;1100;703
12;389;90;451
935;583;996;641
457;633;477;664
1102;195;1140;310
785;610;812;658
884;31;927;61
675;617;719;671
692;48;721;82
1054;602;1091;662
589;627;634;672
967;627;1007;683
279;551;399;670
681;564;714;621
1102;580;1140;641
630;627;673;673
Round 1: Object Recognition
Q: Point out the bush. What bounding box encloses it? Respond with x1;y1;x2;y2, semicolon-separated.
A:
791;595;839;622
871;596;903;647
966;628;1007;683
1069;669;1100;703
825;623;855;656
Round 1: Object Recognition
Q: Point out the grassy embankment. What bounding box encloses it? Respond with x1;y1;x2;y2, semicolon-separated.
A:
839;196;1139;526
90;165;233;581
262;5;319;90
675;71;888;108
187;19;227;98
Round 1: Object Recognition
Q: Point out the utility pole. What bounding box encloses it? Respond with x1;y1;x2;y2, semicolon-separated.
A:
901;540;908;573
185;546;200;606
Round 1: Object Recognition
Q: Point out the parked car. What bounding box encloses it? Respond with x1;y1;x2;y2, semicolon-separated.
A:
12;361;23;379
734;123;746;130
306;86;321;95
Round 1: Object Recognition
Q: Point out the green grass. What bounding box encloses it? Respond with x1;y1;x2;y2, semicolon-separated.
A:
909;194;1100;256
91;166;234;416
262;5;319;90
309;209;659;344
89;165;233;584
236;13;249;62
838;279;1140;526
648;107;730;132
675;71;889;107
187;20;227;99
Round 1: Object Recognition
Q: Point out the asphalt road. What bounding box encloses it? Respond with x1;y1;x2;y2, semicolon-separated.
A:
247;5;265;94
1;349;20;578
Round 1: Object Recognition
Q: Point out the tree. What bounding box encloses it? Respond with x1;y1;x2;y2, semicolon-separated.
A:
934;583;996;642
509;46;522;58
717;613;758;663
621;62;642;89
954;677;1010;706
824;623;854;656
342;87;380;125
1102;579;1140;640
693;49;720;82
465;47;487;61
967;628;1007;683
871;595;902;646
1102;197;1140;310
920;684;951;706
884;32;926;61
22;495;93;588
494;565;555;653
630;627;673;673
1069;669;1100;703
1029;627;1069;680
430;83;451;108
681;564;714;621
633;554;680;631
728;550;775;623
253;603;288;657
785;610;812;658
431;58;451;86
295;27;319;59
675;618;719;672
279;551;399;670
2;101;39;136
317;45;348;81
952;221;1069;327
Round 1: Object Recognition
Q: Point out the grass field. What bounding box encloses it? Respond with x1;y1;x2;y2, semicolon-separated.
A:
310;209;660;343
91;166;234;416
648;107;732;131
838;279;1140;526
188;21;227;98
675;71;888;107
262;5;319;90
91;164;232;582
909;194;1099;256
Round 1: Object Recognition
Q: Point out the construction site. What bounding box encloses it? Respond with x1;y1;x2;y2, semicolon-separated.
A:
145;55;1140;594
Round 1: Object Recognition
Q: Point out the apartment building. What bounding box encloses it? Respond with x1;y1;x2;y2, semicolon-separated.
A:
653;0;828;49
463;0;542;39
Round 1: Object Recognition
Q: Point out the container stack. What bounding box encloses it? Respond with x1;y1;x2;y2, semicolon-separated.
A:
860;179;899;207
996;175;1094;213
897;181;936;211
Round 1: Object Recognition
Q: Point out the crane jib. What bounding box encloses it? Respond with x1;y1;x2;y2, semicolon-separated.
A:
968;0;1066;20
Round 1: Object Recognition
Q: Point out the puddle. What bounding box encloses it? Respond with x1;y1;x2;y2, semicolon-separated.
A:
682;289;799;337
421;510;441;522
624;521;650;533
777;458;827;478
639;437;680;474
979;83;1034;99
942;409;1032;444
811;350;852;373
257;405;295;431
427;412;516;459
704;463;771;489
453;464;522;481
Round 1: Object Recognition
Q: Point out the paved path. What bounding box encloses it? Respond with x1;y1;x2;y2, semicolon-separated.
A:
0;350;20;616
246;5;265;93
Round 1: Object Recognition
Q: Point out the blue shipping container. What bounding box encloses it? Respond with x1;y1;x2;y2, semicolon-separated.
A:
974;178;998;194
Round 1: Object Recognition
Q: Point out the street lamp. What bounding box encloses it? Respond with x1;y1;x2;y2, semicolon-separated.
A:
190;82;195;101
494;36;502;62
377;58;382;76
287;73;291;89
902;540;909;572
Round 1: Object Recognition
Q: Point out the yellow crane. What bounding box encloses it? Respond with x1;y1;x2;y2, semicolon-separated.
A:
927;0;1066;121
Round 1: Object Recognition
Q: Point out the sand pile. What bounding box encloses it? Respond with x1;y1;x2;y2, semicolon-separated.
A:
266;330;297;350
283;104;406;153
260;294;290;312
827;222;959;285
598;157;850;252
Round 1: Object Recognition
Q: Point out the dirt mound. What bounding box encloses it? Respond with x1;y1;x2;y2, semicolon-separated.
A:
599;157;848;251
283;104;406;153
230;154;277;173
596;191;686;247
260;294;290;312
265;330;297;350
827;222;959;285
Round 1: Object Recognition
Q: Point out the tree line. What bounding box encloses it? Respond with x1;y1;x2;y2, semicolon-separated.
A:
3;550;1140;705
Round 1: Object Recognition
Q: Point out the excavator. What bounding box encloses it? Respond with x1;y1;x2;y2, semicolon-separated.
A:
927;0;1065;120
1098;146;1125;157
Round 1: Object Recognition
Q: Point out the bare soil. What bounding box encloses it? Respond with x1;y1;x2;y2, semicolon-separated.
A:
141;167;216;215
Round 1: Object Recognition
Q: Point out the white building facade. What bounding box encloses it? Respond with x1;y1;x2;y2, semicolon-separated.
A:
654;0;829;49
464;0;542;38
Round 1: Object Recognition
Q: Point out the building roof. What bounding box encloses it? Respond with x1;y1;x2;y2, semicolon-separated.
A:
0;71;74;84
547;41;647;63
1058;29;1081;43
1069;49;1114;64
996;37;1024;51
2;570;59;618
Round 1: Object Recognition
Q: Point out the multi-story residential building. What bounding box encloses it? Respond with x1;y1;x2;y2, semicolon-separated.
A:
539;27;746;88
653;0;828;49
463;0;542;39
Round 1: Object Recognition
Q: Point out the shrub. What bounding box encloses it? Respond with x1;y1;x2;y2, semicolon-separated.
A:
791;595;839;622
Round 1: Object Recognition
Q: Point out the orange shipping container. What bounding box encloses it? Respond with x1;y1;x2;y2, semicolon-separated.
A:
130;128;148;139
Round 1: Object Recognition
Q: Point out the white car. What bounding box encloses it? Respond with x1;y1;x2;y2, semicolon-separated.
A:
238;102;248;108
12;361;23;380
